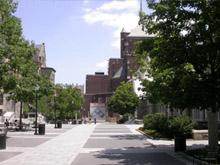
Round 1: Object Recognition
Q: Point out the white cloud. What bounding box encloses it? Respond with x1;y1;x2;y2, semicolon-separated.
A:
83;8;92;13
98;0;138;12
83;0;139;49
83;0;89;4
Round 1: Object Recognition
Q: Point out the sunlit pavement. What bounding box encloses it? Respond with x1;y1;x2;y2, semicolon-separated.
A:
71;124;188;165
0;123;196;165
0;124;79;165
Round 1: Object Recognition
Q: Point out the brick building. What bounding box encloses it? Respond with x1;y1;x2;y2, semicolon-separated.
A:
84;25;152;120
84;72;112;119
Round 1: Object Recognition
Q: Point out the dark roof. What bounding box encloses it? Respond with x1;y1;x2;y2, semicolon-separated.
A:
41;67;56;72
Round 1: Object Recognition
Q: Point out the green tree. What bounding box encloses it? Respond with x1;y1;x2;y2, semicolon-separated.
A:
53;84;84;121
0;0;47;129
8;59;39;130
65;85;84;121
138;0;220;153
107;82;139;115
0;0;55;128
0;0;22;91
34;75;54;120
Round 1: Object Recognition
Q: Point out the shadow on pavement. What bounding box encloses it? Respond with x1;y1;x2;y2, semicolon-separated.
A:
72;145;186;165
95;150;186;165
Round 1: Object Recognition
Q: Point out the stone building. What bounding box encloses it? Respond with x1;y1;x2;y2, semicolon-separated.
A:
36;43;56;84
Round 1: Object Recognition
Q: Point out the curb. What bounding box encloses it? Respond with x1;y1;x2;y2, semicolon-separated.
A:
136;128;154;139
136;128;171;140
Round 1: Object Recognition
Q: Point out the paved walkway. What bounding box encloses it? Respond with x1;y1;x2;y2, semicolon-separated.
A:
71;124;189;165
0;123;207;165
0;124;95;165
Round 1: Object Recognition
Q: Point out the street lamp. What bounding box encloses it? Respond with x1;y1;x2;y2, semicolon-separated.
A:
71;100;74;123
54;91;57;128
34;85;39;135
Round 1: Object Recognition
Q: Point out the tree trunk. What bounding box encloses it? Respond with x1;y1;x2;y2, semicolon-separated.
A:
207;111;218;154
75;112;77;121
19;102;23;131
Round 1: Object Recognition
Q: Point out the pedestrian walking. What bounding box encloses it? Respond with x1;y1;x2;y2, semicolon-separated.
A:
94;118;96;124
5;119;9;128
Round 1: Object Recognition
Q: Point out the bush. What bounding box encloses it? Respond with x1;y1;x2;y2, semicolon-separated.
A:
117;113;130;124
143;113;170;137
169;115;193;137
143;113;193;138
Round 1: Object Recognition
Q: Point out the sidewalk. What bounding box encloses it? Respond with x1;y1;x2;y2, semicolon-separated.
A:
0;123;207;165
0;124;96;165
72;123;187;165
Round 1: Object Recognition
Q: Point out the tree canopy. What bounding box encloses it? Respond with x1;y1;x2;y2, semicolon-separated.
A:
0;0;48;102
53;84;84;120
138;0;220;111
107;82;139;115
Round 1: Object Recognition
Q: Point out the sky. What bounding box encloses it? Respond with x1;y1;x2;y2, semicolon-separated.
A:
15;0;143;85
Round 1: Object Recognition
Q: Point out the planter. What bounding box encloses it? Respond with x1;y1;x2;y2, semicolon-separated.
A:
174;136;186;152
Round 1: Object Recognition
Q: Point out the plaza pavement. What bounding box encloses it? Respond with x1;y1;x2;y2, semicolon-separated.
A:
0;123;208;165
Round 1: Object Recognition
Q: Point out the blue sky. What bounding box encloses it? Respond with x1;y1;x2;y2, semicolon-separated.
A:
15;0;142;85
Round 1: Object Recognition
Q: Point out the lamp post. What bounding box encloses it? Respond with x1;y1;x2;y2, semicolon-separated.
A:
54;91;57;128
34;85;39;135
71;100;74;123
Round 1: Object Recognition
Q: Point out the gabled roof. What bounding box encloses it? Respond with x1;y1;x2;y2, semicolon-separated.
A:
128;24;155;38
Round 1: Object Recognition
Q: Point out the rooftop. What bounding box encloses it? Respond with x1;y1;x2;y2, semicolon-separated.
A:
128;24;155;38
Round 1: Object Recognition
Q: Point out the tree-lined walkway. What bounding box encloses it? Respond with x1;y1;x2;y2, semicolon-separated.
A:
0;123;195;165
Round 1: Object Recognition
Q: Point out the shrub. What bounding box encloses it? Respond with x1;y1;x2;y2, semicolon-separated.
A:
117;113;130;124
143;113;193;138
169;115;193;137
143;113;170;136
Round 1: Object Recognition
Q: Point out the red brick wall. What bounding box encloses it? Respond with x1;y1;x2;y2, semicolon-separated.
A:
86;74;110;94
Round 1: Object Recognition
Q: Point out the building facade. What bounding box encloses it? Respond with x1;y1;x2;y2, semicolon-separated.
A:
84;72;112;119
84;25;152;120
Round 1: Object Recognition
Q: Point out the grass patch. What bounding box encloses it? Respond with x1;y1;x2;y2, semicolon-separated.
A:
139;127;165;139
